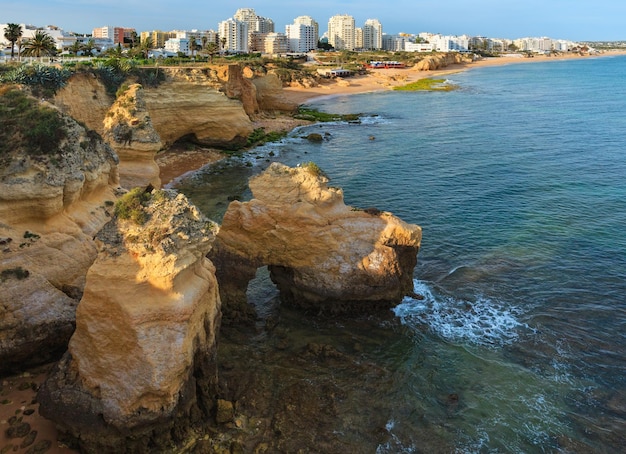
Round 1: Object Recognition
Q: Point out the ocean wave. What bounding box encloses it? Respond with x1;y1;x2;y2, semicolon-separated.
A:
393;280;528;347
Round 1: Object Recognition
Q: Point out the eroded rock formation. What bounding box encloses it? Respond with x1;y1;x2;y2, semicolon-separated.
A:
252;73;299;113
38;189;221;452
141;76;254;148
54;72;112;136
103;83;163;189
209;163;422;320
413;52;473;71
0;100;120;373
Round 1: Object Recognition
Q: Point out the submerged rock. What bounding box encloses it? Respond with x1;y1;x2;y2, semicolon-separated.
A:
38;189;221;452
209;162;422;319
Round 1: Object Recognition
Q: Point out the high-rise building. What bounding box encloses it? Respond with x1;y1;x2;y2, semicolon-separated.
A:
218;18;248;53
286;16;319;52
264;32;289;54
363;19;383;50
327;14;355;51
140;30;177;48
233;8;274;49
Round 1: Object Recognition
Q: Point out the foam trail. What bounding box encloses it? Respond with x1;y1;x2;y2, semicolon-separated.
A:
394;280;527;347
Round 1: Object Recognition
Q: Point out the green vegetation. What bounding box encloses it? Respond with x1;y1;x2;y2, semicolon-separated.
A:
294;107;360;123
300;161;326;178
1;267;30;283
114;187;153;225
0;86;67;157
246;128;287;147
21;30;57;58
23;231;40;240
393;78;458;91
3;23;23;59
0;64;71;96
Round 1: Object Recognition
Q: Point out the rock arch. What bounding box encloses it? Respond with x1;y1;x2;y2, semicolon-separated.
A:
208;163;422;321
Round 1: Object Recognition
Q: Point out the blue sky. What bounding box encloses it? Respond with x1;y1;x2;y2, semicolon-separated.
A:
3;0;626;41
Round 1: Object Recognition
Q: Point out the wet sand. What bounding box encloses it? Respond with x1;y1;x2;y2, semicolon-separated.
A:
1;364;74;454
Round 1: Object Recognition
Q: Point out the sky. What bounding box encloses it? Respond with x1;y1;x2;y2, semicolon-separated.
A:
3;0;626;42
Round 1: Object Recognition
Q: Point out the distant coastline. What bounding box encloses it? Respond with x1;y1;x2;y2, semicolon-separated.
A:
281;50;626;104
157;50;626;185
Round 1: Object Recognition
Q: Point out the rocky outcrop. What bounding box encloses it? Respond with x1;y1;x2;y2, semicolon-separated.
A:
0;100;120;374
142;77;255;149
222;64;260;116
413;52;474;71
209;163;422;320
103;83;163;189
54;72;112;136
252;73;299;113
38;189;221;452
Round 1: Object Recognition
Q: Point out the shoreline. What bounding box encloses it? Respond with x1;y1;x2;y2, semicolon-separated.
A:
158;50;626;185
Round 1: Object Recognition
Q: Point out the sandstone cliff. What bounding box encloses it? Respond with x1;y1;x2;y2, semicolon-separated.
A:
54;72;112;136
103;83;163;189
413;52;474;71
141;73;254;148
38;189;221;452
0;94;120;373
209;162;422;320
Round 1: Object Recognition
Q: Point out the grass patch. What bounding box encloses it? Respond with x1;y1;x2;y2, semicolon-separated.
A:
294;107;360;123
0;86;67;158
114;187;152;225
246;128;288;147
300;161;326;178
394;78;458;91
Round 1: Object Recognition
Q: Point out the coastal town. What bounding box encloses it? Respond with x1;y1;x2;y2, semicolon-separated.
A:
0;7;606;62
3;3;626;454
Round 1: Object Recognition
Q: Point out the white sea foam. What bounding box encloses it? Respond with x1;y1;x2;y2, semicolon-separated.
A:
394;279;527;347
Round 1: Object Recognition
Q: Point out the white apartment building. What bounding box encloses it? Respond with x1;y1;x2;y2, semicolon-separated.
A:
355;28;363;50
382;34;406;51
514;37;558;53
363;19;383;50
234;8;274;34
327;14;355;51
285;16;318;52
432;34;470;52
264;32;289;54
218;18;248;53
404;42;434;52
164;38;190;55
233;7;274;50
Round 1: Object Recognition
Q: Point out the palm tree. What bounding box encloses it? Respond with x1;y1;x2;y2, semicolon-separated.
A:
139;36;153;59
220;36;227;54
68;40;82;55
189;37;197;58
4;23;23;59
81;38;96;57
130;30;138;48
206;42;218;63
21;30;57;58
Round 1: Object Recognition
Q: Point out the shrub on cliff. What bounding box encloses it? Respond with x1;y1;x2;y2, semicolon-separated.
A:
0;63;71;97
114;187;152;225
0;86;67;158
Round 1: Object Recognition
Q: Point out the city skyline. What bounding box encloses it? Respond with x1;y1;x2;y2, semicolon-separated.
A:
3;0;626;42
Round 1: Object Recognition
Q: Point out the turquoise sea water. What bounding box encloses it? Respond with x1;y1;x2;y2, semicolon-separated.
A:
175;56;626;452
